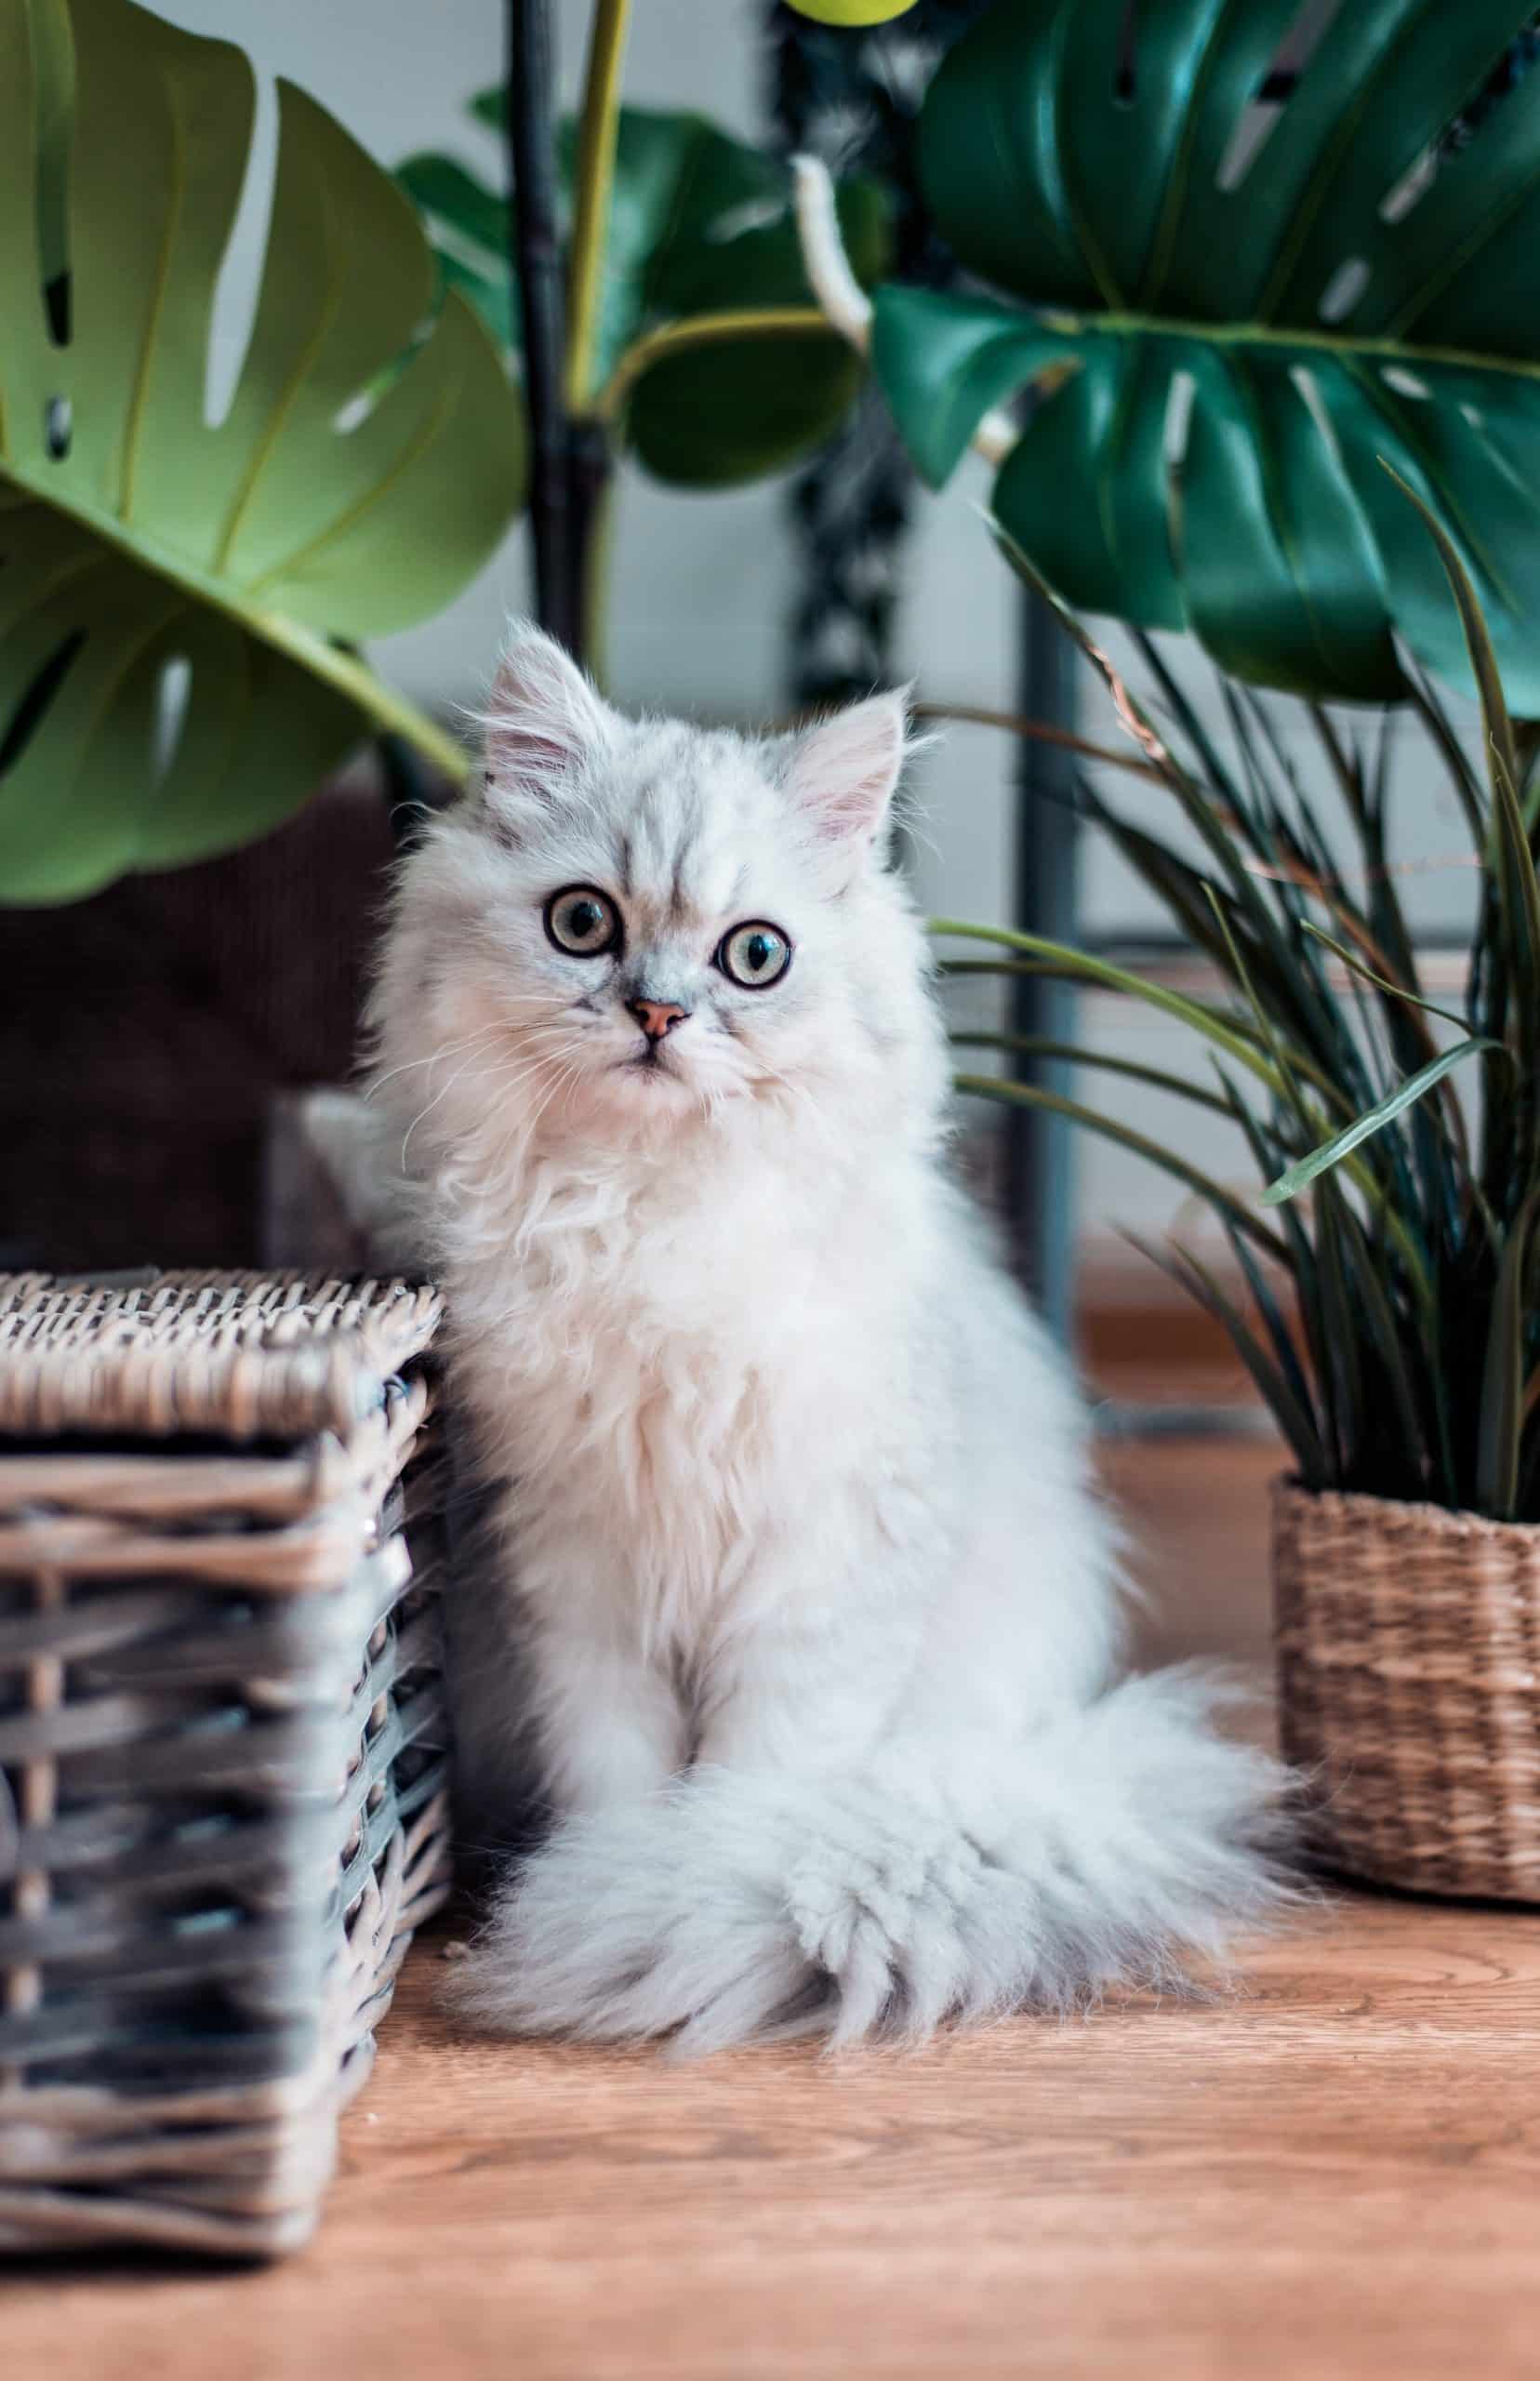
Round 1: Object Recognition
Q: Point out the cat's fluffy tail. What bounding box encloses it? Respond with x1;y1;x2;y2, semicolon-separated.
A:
448;1669;1294;2055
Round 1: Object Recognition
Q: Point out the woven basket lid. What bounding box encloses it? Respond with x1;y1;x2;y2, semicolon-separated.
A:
0;1271;442;1444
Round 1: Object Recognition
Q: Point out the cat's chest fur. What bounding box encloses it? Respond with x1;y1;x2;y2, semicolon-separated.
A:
446;1136;928;1637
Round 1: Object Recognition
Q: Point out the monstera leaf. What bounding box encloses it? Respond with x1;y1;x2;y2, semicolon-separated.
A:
0;0;525;904
399;102;889;487
872;0;1540;707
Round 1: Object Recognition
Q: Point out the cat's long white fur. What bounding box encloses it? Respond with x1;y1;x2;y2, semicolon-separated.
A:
365;624;1291;2051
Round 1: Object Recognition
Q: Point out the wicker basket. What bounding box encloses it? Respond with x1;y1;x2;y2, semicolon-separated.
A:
1274;1476;1540;1901
0;1270;453;2257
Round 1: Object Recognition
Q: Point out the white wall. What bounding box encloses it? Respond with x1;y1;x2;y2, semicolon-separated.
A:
152;2;1478;1256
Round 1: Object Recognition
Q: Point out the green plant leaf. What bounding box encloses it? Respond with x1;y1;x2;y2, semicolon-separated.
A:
1386;463;1540;1100
985;510;1368;1055
1217;1213;1321;1455
949;1031;1235;1116
872;0;1540;705
1217;1065;1348;1472
0;0;525;904
931;917;1286;1092
953;1072;1290;1261
401;103;888;489
1328;1180;1434;1496
1477;1184;1540;1517
1310;1173;1366;1481
1378;464;1520;792
1264;1038;1500;1205
1122;1228;1326;1485
1298;922;1471;1039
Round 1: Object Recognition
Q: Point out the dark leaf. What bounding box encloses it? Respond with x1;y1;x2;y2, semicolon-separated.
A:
873;0;1540;704
1265;1040;1501;1205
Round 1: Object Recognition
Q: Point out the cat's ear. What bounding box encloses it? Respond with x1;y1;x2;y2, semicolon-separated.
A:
788;690;910;858
483;621;611;805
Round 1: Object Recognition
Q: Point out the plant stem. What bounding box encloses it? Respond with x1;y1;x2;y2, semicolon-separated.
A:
567;419;614;685
791;154;1017;463
507;0;575;645
594;307;830;423
910;699;1166;783
565;0;631;417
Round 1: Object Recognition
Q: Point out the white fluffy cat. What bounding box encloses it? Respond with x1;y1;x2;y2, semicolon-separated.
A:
365;625;1288;2053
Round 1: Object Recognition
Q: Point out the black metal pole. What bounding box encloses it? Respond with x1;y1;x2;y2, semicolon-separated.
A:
507;0;576;650
1005;585;1079;1346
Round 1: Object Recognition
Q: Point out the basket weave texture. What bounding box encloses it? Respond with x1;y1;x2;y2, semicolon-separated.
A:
1274;1476;1540;1901
0;1270;451;2257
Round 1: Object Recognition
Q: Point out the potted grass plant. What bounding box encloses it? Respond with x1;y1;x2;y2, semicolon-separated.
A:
790;0;1540;1899
937;512;1540;1902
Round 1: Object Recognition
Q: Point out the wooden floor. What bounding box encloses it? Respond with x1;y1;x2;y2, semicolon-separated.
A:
10;1436;1540;2380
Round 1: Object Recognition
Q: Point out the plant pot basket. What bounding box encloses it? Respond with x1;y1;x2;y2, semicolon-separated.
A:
0;1270;452;2258
1273;1476;1540;1902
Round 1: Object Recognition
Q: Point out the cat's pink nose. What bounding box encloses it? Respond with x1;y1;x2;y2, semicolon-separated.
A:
629;996;689;1041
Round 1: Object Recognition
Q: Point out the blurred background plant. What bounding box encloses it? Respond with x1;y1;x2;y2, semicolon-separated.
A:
394;39;890;667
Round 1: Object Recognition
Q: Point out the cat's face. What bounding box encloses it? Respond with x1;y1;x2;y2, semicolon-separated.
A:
387;626;935;1147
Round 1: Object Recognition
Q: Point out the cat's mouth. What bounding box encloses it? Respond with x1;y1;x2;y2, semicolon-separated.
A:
618;1044;681;1082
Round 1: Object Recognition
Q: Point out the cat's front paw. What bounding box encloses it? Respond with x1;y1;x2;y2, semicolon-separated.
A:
442;1792;822;2055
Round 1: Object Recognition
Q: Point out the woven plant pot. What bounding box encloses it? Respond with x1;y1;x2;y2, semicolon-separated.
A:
0;1270;453;2257
1273;1477;1540;1902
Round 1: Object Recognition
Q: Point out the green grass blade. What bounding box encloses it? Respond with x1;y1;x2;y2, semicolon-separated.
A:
1330;1188;1432;1496
1380;465;1519;796
1381;459;1539;1137
952;1075;1290;1262
1299;921;1471;1037
932;920;1288;1099
1487;739;1540;1083
1215;1070;1340;1472
1311;1175;1364;1483
1217;1215;1320;1454
1264;1039;1500;1206
949;1033;1235;1116
1201;882;1320;1142
1404;670;1485;847
1121;1231;1327;1487
1476;1184;1540;1520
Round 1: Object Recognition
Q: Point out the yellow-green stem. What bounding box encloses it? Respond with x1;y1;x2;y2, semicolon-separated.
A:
564;0;632;416
595;307;830;423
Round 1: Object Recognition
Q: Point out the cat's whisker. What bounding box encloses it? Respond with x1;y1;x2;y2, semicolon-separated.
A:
374;1002;582;1105
524;1048;588;1138
468;1039;585;1154
365;1022;504;1098
399;1036;534;1165
455;1049;570;1097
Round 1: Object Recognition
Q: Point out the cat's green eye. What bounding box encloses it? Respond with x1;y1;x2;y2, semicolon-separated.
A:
717;921;792;990
545;885;620;957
